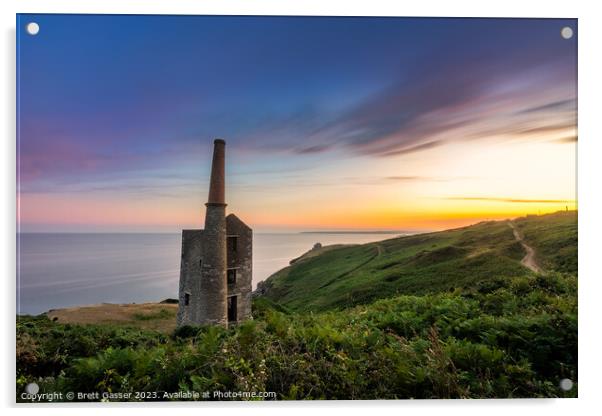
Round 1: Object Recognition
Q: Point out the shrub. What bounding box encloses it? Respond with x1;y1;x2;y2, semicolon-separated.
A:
16;272;577;400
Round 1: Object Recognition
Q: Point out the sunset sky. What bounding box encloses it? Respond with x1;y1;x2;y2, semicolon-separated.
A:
17;15;577;233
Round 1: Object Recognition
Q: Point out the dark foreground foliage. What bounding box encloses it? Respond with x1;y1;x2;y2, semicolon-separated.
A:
17;272;576;401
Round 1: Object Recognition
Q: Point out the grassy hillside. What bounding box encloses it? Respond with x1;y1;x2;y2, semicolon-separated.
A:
17;271;576;400
16;211;577;401
47;303;178;333
259;212;576;312
514;211;577;274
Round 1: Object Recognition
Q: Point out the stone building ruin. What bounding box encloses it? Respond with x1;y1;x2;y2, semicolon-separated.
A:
177;139;252;327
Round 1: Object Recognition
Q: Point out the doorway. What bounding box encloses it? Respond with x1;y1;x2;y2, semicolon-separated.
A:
227;295;238;322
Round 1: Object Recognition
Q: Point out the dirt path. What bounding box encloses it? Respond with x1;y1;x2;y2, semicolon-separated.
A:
508;221;543;273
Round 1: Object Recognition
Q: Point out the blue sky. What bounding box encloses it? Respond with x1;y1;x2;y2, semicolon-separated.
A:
17;15;577;232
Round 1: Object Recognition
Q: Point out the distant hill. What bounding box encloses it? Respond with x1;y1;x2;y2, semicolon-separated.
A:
257;211;577;312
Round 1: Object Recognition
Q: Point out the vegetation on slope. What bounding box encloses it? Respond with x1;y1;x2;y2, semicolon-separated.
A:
16;211;577;400
513;211;577;274
47;303;178;333
259;214;575;312
17;272;576;400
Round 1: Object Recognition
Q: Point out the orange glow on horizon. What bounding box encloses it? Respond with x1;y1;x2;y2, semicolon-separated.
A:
18;131;577;233
19;190;577;233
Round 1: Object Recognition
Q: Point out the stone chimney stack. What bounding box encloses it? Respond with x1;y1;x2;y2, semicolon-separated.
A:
207;139;226;206
200;139;228;326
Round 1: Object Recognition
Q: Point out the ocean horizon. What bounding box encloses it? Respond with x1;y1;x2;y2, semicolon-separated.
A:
16;231;413;315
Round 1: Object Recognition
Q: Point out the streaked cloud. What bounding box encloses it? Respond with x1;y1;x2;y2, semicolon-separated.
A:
293;144;332;154
516;98;576;115
442;197;575;204
552;135;578;143
380;141;446;157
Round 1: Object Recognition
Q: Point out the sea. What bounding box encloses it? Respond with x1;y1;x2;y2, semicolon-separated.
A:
16;232;407;315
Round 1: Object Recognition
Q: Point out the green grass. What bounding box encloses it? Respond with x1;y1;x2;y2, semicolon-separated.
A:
132;308;174;321
514;211;577;274
259;216;548;312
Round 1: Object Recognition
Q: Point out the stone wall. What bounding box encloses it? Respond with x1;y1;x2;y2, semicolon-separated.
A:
176;229;204;326
226;214;253;322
